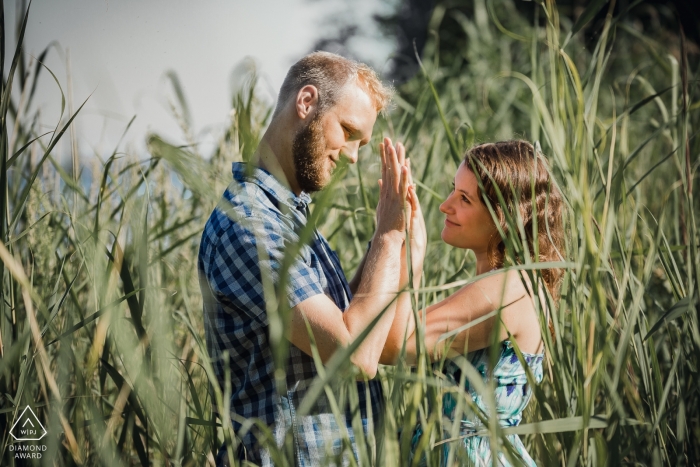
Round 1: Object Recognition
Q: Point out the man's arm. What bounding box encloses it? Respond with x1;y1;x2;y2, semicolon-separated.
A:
289;138;410;378
348;242;371;295
290;231;404;378
348;159;406;295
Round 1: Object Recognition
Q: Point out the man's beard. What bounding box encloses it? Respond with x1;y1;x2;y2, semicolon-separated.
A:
292;113;329;193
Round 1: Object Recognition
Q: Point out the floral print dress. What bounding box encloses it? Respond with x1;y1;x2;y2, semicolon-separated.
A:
411;341;544;466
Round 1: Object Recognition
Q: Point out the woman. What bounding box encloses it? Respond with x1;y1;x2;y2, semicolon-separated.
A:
382;140;565;466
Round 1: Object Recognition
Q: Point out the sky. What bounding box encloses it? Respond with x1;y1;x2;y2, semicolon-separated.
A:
5;0;395;160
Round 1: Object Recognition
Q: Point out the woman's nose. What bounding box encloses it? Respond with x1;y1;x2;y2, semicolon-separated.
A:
439;196;452;214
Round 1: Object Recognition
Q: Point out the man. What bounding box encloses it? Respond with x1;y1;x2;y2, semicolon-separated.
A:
198;51;413;466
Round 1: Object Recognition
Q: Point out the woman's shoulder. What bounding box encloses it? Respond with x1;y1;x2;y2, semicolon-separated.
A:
465;269;544;353
460;268;530;305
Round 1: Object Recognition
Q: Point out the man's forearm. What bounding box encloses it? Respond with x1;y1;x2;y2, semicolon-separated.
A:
348;241;371;295
342;231;404;375
380;246;420;364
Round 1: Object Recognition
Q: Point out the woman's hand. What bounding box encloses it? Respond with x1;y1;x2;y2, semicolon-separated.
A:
405;159;426;284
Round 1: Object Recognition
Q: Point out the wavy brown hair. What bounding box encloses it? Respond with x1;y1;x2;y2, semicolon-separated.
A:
464;140;565;303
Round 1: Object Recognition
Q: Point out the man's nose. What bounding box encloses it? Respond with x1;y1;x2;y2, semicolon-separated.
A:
341;142;360;164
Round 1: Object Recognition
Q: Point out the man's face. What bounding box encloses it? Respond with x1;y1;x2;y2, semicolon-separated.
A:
292;82;377;193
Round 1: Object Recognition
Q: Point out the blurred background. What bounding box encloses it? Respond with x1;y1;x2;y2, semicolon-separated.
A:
4;0;700;157
3;0;698;157
3;0;396;158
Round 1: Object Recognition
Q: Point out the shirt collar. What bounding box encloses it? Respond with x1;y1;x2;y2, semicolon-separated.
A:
232;162;311;211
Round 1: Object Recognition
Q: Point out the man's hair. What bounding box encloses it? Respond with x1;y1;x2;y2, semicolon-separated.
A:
274;51;391;116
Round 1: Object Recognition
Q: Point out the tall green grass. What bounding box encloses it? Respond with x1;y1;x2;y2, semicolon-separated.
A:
1;0;698;465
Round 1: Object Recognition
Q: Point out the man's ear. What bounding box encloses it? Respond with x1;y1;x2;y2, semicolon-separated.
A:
296;85;319;120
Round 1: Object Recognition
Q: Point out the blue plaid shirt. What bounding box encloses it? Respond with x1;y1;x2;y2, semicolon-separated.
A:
199;163;384;466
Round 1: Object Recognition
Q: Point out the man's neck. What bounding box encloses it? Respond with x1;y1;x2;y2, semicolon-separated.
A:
253;122;301;195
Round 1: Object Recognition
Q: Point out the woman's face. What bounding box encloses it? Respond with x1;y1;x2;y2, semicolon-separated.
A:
439;162;499;253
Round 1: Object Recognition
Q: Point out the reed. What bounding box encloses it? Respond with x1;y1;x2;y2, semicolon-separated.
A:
1;0;698;465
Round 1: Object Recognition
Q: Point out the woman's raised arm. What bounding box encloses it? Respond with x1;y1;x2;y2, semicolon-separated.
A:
380;179;426;364
383;269;537;364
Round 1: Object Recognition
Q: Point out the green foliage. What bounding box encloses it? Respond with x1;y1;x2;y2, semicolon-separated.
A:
1;0;699;465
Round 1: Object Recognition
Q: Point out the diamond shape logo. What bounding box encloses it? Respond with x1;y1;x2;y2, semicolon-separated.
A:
10;406;47;441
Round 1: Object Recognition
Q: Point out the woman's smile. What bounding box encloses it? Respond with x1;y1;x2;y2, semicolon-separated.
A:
444;218;459;227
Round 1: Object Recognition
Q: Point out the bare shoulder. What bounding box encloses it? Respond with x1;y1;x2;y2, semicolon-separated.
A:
498;270;545;353
458;269;530;307
426;269;531;321
421;268;542;356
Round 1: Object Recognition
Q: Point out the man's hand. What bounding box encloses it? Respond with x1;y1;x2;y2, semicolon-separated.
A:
350;138;412;294
375;138;410;240
376;140;424;283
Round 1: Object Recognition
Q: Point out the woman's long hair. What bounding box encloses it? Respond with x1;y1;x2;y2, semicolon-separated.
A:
464;140;565;303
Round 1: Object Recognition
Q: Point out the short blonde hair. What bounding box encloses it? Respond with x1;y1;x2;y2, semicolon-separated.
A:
275;51;391;115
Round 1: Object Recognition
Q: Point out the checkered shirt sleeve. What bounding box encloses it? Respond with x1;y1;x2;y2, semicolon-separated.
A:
203;203;325;324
